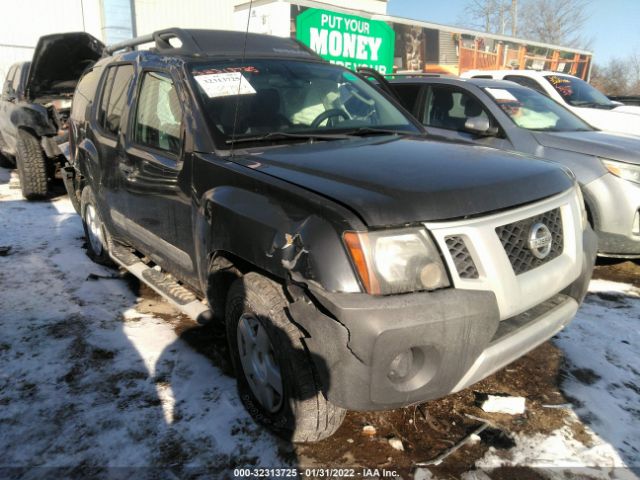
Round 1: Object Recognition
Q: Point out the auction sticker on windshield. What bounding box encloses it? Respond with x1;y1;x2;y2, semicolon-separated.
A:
194;72;256;98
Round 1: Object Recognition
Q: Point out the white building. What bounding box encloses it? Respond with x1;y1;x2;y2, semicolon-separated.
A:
0;0;387;80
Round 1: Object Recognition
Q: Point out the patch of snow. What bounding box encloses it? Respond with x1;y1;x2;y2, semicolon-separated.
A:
480;395;526;415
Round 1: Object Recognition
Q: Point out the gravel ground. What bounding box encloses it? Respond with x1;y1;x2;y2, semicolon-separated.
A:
0;168;638;479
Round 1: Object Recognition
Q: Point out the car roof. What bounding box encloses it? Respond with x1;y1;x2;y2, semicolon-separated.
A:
463;69;575;79
387;76;528;90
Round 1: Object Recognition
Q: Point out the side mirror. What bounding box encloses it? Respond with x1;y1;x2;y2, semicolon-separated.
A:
464;116;498;136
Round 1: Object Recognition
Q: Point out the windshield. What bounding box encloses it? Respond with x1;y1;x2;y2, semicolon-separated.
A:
189;59;419;146
484;85;594;132
544;75;616;109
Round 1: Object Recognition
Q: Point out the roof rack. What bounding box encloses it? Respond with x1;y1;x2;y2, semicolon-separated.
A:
103;28;319;60
104;28;199;55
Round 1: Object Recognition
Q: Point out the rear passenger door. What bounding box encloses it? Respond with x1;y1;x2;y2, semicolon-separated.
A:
419;85;512;149
92;63;135;235
122;70;194;279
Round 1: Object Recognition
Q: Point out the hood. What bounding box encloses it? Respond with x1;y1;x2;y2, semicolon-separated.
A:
613;105;640;116
573;107;640;136
26;32;105;101
532;130;640;165
232;136;574;226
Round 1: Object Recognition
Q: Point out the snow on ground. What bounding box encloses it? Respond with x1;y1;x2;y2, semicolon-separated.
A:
0;169;282;477
1;167;639;478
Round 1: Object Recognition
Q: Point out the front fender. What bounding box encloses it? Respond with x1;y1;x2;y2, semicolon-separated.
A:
11;103;57;137
194;185;362;294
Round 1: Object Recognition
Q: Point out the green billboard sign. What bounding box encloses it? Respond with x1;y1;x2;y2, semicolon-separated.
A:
296;8;395;74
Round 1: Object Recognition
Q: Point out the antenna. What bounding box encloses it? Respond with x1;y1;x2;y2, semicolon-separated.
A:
229;0;254;157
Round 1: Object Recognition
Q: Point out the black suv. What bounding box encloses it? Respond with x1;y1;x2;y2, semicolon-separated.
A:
0;33;104;199
65;28;596;442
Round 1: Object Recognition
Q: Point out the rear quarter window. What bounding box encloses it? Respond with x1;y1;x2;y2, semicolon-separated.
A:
97;64;134;136
71;66;103;120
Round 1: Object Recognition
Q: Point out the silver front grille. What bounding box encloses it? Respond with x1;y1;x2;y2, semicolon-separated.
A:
445;236;479;279
495;208;563;275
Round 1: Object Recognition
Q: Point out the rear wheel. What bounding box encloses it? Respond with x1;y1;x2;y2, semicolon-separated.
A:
15;129;48;199
226;272;346;442
81;187;112;265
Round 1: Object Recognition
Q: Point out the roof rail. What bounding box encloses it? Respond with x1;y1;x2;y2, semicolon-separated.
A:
388;73;452;78
104;28;200;55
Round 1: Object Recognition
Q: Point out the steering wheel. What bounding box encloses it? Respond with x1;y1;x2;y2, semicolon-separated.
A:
310;109;349;128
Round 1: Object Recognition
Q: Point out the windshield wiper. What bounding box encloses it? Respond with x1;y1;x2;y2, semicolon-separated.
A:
339;127;418;137
226;131;350;145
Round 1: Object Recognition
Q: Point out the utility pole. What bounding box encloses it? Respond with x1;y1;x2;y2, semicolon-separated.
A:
511;0;518;36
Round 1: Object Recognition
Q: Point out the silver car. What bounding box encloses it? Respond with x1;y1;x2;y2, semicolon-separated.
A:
387;77;640;258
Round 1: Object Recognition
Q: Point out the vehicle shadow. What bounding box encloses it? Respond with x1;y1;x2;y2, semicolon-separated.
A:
0;187;318;478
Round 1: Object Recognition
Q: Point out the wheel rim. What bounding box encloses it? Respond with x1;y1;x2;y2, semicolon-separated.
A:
236;313;283;413
84;204;105;256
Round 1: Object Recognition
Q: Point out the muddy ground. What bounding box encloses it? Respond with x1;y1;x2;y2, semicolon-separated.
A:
149;260;639;478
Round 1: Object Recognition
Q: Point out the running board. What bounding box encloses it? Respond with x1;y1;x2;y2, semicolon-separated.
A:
109;242;211;323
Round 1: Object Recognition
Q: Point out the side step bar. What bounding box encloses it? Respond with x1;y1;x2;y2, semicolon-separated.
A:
109;242;211;323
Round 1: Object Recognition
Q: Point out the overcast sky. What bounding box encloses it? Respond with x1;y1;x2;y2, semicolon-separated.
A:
387;0;639;65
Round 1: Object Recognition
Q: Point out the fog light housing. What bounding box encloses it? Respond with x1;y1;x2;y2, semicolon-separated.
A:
388;349;414;381
386;346;439;392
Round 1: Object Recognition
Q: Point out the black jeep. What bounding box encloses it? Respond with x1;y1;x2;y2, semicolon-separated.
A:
0;32;103;199
65;28;596;441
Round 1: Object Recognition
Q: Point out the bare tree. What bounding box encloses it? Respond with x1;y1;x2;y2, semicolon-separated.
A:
590;51;640;96
518;0;593;48
457;0;514;35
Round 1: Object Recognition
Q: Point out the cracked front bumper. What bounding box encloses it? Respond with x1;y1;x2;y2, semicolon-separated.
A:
291;227;597;411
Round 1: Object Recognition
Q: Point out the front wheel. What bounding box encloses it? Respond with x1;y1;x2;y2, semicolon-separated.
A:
225;272;346;442
15;129;48;199
80;187;112;266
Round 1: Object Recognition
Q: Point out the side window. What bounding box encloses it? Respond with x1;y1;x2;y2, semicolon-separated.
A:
98;65;134;135
423;86;490;132
71;66;103;119
12;65;23;92
390;84;421;113
134;71;182;155
98;67;116;128
3;65;17;96
504;75;548;96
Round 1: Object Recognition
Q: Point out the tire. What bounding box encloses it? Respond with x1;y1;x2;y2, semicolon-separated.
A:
15;129;48;199
80;187;112;266
226;272;346;442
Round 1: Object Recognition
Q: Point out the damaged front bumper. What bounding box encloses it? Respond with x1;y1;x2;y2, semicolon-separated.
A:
290;227;597;411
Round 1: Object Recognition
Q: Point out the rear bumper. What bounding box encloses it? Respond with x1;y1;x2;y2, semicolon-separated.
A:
291;226;596;411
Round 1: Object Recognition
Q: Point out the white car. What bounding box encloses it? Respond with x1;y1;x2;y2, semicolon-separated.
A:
461;69;640;136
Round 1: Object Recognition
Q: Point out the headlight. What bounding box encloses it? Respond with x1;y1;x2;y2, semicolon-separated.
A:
600;158;640;185
343;228;450;295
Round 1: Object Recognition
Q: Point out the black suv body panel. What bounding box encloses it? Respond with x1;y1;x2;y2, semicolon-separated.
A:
67;29;593;413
